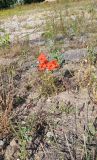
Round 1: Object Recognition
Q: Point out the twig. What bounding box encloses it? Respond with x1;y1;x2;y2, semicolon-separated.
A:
65;134;75;160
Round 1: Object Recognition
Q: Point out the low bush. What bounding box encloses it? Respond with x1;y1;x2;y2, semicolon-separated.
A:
23;0;44;4
0;0;17;8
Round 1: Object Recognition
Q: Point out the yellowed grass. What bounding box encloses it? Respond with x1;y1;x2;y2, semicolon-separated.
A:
0;0;93;19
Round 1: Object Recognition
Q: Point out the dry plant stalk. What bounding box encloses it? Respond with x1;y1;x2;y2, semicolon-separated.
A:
0;71;14;137
0;93;13;134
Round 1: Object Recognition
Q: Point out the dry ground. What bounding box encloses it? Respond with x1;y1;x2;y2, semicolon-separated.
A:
0;0;97;160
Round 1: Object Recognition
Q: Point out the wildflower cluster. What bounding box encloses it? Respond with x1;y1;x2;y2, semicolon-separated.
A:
38;53;59;71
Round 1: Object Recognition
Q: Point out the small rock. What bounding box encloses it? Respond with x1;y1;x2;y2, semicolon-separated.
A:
5;139;19;160
71;15;76;21
47;132;54;138
5;146;15;160
55;34;65;41
0;140;4;148
21;121;26;125
10;139;18;147
46;98;51;102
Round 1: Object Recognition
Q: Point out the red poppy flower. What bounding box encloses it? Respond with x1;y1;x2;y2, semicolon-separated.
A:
47;60;59;71
38;53;47;63
38;62;47;71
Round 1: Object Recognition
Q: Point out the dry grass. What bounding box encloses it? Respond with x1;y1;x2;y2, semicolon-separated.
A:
0;0;97;159
0;0;94;19
0;66;15;138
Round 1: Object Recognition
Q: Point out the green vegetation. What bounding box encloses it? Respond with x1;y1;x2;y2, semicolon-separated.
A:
0;0;44;9
0;0;17;8
24;0;44;4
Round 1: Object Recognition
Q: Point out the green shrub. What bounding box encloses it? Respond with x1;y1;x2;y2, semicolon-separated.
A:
0;0;17;8
23;0;44;4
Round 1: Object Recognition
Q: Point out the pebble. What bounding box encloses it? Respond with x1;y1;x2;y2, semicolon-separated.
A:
21;121;26;125
46;98;51;102
0;140;4;148
46;132;54;138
